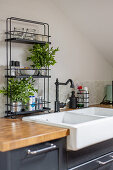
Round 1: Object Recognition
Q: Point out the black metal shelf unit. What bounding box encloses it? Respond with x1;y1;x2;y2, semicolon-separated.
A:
5;17;51;117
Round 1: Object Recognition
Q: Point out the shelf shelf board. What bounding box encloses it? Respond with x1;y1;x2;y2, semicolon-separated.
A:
5;107;51;116
5;101;50;106
5;38;51;45
5;68;50;70
5;75;51;78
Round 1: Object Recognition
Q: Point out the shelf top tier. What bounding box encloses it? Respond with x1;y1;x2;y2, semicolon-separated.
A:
6;17;50;45
5;38;51;45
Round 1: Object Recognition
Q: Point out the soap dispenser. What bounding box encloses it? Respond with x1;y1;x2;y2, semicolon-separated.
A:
69;91;77;109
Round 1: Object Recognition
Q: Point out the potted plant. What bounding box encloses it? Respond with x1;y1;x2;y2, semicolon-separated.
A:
27;43;59;75
0;77;38;112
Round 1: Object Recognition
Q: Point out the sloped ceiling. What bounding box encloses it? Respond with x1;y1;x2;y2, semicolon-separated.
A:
53;0;113;65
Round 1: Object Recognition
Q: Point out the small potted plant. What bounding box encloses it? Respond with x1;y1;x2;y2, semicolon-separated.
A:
27;43;59;75
0;77;38;112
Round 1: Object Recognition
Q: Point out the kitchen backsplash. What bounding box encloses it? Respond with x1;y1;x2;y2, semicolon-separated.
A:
49;80;111;111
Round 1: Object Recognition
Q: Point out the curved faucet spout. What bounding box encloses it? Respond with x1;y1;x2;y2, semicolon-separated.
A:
65;79;75;88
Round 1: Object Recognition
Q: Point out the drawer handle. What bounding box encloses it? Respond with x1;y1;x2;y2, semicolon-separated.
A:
97;155;113;165
27;144;57;155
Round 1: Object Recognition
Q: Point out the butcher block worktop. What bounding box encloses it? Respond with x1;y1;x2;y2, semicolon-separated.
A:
0;118;69;152
0;104;113;152
91;104;113;108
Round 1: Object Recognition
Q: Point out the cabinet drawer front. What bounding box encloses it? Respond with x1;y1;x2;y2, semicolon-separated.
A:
69;151;113;170
20;149;59;170
11;142;59;170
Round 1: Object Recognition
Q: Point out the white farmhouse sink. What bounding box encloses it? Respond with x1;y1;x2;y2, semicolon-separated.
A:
23;107;113;151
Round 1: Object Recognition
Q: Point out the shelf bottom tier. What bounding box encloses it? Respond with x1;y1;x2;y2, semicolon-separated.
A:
5;107;51;117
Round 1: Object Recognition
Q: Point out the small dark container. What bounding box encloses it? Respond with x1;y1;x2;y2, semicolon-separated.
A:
69;91;77;109
15;61;20;67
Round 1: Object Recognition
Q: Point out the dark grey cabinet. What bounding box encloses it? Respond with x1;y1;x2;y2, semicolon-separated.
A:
1;137;113;170
0;138;67;170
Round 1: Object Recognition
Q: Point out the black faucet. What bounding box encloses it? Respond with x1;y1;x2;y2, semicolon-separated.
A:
54;78;75;112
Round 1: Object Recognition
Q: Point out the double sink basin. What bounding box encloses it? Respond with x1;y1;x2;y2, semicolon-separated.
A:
23;107;113;151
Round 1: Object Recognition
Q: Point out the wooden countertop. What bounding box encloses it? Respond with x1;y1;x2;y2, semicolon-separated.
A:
0;104;112;152
91;104;113;109
62;104;113;110
0;119;69;152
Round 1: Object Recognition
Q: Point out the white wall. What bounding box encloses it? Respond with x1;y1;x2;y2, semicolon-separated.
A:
53;0;113;66
0;0;113;116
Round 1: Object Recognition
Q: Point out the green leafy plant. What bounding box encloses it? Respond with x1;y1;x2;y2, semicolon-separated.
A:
27;43;59;69
0;77;38;104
